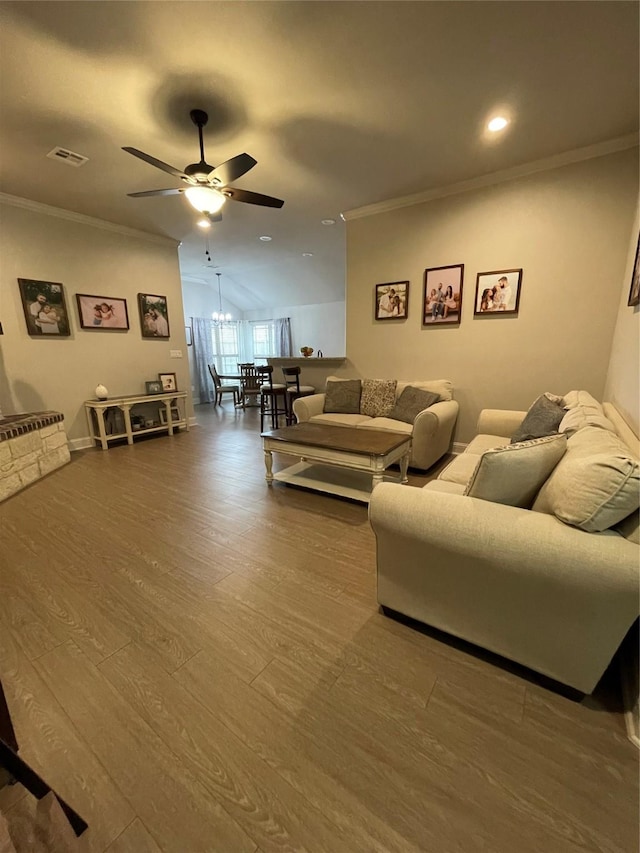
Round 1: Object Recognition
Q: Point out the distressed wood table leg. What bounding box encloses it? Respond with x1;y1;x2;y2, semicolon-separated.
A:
400;451;410;484
264;449;274;484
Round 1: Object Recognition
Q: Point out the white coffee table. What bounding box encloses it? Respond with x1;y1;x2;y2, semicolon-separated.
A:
261;423;411;502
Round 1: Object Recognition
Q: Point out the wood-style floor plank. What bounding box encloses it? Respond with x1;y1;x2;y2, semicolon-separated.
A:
0;403;636;852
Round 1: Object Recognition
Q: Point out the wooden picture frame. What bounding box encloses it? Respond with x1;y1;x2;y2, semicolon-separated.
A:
422;265;464;325
145;380;163;394
76;294;129;330
474;269;523;316
628;234;640;307
158;372;177;392
138;293;170;338
18;278;71;336
375;281;409;320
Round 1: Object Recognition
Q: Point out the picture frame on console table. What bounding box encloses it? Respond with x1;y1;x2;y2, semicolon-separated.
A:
422;265;463;325
375;281;409;320
138;293;170;338
18;278;71;336
627;234;640;307
76;294;129;330
145;380;163;394
159;372;177;392
474;268;523;316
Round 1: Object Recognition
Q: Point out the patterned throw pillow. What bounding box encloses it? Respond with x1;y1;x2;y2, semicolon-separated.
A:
360;379;398;418
510;393;565;443
323;380;362;414
389;386;440;424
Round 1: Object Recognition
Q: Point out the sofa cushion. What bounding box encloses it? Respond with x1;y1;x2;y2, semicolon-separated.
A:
438;453;482;485
388;386;440;424
465;435;511;455
511;393;565;443
559;404;616;436
356;417;412;435
396;379;453;402
309;413;371;427
323;379;361;414
464;434;568;509
423;480;466;495
360;379;397;417
532;448;640;532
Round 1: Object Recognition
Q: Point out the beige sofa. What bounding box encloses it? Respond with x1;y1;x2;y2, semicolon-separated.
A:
292;379;459;471
370;394;639;694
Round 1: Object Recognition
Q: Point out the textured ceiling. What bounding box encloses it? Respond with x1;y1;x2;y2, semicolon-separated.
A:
0;1;638;311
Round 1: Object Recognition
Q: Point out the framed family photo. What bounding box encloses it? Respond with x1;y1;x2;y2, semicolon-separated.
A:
145;380;163;394
76;294;129;330
628;234;640;307
18;278;71;336
159;372;177;392
474;269;523;316
375;281;409;320
423;265;464;325
138;293;170;338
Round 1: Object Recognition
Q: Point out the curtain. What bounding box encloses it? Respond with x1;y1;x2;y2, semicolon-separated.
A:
192;317;216;404
274;317;292;356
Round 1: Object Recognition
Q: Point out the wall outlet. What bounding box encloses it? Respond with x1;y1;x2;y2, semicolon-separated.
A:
170;350;183;358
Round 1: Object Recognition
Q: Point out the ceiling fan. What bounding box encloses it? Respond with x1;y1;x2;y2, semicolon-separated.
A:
123;109;284;221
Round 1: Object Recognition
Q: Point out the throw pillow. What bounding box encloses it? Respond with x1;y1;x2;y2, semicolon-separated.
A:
464;434;568;509
323;379;362;414
533;451;640;532
360;379;397;417
510;393;565;443
389;386;440;424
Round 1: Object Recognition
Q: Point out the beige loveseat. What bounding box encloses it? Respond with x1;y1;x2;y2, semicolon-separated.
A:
292;379;459;471
370;393;639;694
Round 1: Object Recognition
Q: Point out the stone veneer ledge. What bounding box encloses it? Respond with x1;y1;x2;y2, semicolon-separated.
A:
0;412;70;502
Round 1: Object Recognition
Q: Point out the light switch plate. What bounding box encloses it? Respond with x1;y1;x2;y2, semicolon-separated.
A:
170;349;183;358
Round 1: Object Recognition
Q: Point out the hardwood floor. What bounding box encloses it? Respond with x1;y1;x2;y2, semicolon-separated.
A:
0;402;637;852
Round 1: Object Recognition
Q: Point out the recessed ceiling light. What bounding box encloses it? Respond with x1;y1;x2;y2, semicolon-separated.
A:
302;252;313;257
259;235;272;242
487;116;509;132
321;219;336;226
197;218;211;229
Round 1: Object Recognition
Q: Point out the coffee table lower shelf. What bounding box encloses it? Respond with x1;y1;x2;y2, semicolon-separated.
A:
271;461;404;503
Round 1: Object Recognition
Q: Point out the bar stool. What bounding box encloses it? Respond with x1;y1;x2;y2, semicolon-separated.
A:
257;366;287;430
282;366;316;425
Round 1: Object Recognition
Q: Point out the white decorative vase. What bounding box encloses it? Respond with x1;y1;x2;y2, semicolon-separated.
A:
95;384;109;400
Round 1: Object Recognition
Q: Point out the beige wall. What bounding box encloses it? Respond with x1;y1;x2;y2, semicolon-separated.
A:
0;202;191;444
604;205;640;434
345;149;639;442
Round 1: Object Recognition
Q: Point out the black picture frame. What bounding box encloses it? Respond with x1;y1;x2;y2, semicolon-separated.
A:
628;234;640;307
18;279;71;336
375;281;409;320
76;294;129;330
422;265;464;326
474;269;523;316
138;293;170;338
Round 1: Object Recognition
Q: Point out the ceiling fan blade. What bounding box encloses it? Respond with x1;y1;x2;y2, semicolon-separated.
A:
122;147;190;181
205;212;223;223
127;188;186;198
208;153;257;186
223;187;284;208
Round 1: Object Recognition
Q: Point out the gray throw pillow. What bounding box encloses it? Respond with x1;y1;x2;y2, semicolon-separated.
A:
323;379;362;414
389;386;440;424
511;393;565;443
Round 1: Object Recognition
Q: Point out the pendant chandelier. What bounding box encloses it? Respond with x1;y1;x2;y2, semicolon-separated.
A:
212;272;232;324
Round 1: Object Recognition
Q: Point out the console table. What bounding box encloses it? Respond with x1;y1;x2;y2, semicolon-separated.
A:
84;392;189;450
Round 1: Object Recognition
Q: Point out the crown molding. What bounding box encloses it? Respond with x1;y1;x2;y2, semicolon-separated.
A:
342;133;639;221
0;192;178;247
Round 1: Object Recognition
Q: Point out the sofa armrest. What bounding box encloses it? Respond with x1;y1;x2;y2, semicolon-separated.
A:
411;400;459;470
370;484;639;692
293;393;325;422
476;409;527;438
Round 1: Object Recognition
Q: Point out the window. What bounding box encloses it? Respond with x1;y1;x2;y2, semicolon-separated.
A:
251;321;276;362
211;323;240;374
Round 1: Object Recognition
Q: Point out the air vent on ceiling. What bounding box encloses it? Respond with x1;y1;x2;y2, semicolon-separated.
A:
46;147;89;167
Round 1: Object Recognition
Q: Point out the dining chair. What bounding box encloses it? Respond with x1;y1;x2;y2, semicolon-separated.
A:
257;366;287;430
208;364;241;406
238;364;261;408
282;366;316;424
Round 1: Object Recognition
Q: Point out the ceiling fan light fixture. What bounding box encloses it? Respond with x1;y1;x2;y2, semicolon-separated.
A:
185;186;226;214
197;218;211;229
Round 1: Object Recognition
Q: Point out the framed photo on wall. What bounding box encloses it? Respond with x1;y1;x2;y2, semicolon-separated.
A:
422;265;464;325
375;281;409;320
474;269;523;316
18;279;71;336
76;294;129;330
138;293;170;338
628;234;640;307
